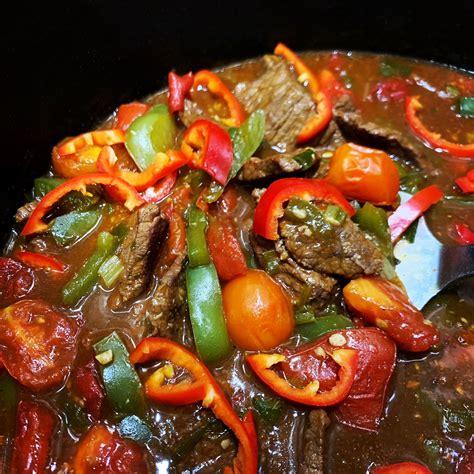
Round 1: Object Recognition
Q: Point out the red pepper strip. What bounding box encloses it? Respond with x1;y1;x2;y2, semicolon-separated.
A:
388;185;444;243
11;400;57;473
21;173;144;236
455;223;474;245
318;69;348;100
207;217;247;281
57;129;126;156
181;119;233;185
253;178;355;240
168;71;194;113
373;461;433;474
455;169;474;193
72;358;105;421
130;337;258;474
97;145;187;191
15;251;68;273
141;170;177;203
405;96;474;158
193;70;246;127
274;43;332;143
115;103;150;131
247;349;357;406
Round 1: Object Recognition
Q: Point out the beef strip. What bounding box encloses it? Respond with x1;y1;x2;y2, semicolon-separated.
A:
333;95;431;171
108;203;168;311
251;234;336;308
15;201;37;223
300;410;331;474
132;251;187;338
279;212;384;279
234;55;317;151
238;147;319;182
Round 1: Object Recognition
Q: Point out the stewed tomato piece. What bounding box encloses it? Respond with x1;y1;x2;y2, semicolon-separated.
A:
11;400;57;473
72;424;148;474
0;257;35;305
326;143;400;205
0;300;80;391
222;269;294;350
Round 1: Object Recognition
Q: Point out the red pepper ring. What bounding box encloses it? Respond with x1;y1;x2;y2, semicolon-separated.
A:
253;178;355;241
97;146;188;191
181;119;233;185
405;96;474;158
15;251;68;273
193;70;246;127
57;130;126;156
168;71;194;114
21;173;145;236
130;338;258;474
246;349;358;407
274;43;333;143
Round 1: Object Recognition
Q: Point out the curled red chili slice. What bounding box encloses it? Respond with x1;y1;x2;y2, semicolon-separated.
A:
130;337;258;474
253;178;355;240
246;348;358;406
21;173;144;236
405;96;474;158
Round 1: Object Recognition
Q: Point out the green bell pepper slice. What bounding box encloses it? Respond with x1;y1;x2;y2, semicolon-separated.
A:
186;205;210;268
0;372;18;435
62;231;118;305
125;104;178;171
353;202;392;257
33;176;66;199
93;332;148;419
51;208;102;246
297;314;354;341
186;264;232;363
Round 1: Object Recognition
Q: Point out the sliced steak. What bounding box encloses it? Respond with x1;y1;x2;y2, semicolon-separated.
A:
15;201;37;223
234;55;317;151
251;235;336;308
279;212;383;279
333;95;430;170
300;410;330;474
238;148;318;182
109;204;168;310
133;251;187;338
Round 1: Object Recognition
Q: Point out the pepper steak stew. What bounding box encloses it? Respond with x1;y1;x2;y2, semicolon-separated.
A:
0;43;473;473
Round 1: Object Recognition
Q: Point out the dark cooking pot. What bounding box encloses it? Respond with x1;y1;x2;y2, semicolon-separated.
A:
1;0;472;243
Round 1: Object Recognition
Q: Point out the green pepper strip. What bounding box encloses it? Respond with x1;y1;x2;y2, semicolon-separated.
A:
0;372;18;435
186;206;210;268
93;332;148;419
34;176;66;199
203;110;265;203
293;148;317;171
186;265;232;363
353;203;392;258
51;209;102;246
297;314;354;341
125;104;178;171
62;231;118;305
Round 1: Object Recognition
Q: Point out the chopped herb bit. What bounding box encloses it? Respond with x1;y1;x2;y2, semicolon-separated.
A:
379;60;412;77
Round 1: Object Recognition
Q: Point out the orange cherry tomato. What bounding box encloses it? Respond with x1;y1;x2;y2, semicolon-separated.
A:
52;144;102;178
326;143;400;205
222;269;294;350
